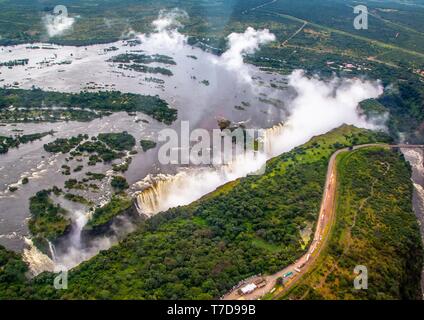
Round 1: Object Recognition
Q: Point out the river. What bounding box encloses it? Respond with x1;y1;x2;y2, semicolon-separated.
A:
402;148;424;296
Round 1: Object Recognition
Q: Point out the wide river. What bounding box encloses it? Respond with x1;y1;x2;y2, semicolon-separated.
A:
0;38;290;252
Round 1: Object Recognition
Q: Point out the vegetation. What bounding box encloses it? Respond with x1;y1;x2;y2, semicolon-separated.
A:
111;176;129;191
46;132;136;166
109;53;175;76
140;139;157;152
44;134;87;154
0;0;422;300
0;245;28;300
109;53;175;65
85;172;106;181
0;131;54;154
40;127;390;299
28;189;71;243
0;106;111;123
113;158;132;173
144;77;165;84
73;165;84;173
85;196;133;230
88;155;102;166
77;140;121;162
0;0;422;140
117;63;173;76
377;79;424;143
61;165;71;175
0;88;177;124
0;0;421;63
64;193;93;206
284;147;423;300
98;132;135;151
64;179;98;191
0;59;29;67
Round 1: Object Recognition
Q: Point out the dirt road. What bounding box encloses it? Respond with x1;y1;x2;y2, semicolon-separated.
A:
223;147;343;300
281;22;308;47
223;144;411;300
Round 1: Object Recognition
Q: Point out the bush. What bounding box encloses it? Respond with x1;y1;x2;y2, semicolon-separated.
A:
111;176;129;191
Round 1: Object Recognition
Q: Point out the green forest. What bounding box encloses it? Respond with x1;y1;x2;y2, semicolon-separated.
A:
28;189;72;252
85;195;133;231
0;125;403;300
284;147;423;300
0;130;54;154
0;88;177;124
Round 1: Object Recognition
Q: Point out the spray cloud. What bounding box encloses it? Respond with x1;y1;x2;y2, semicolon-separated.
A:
267;70;384;156
43;5;76;37
219;27;275;82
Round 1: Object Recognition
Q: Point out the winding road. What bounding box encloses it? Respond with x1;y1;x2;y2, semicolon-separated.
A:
223;144;422;300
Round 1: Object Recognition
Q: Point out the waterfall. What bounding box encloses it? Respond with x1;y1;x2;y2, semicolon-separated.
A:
69;210;90;248
135;122;285;216
22;238;56;277
50;210;91;271
24;210;92;274
48;240;57;262
135;173;189;217
263;122;285;157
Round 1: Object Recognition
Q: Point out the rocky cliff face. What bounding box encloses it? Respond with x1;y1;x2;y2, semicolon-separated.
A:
81;201;145;243
402;148;424;299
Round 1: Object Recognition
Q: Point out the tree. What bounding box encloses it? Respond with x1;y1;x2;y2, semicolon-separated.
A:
111;176;129;191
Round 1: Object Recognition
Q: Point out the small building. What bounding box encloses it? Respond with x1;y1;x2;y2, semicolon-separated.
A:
238;283;257;295
254;278;267;288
